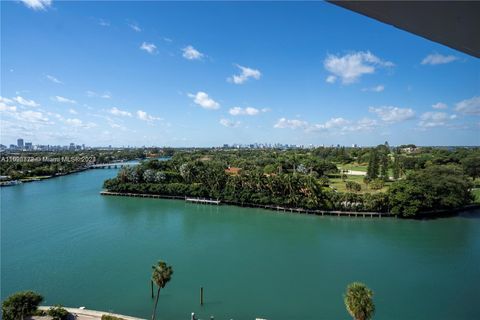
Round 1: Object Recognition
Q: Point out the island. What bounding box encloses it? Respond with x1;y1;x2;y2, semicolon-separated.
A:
103;145;479;218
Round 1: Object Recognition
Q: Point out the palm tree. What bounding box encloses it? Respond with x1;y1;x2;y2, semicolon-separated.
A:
151;261;173;320
344;282;375;320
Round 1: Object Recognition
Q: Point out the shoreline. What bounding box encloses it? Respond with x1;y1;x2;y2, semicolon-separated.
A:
1;157;145;187
0;167;90;187
38;306;144;320
100;190;480;219
100;190;394;218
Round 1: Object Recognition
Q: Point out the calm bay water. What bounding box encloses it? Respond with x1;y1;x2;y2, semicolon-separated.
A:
1;169;479;320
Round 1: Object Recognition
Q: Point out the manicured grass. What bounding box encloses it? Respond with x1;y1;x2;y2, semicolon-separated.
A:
337;163;368;172
328;174;391;194
338;163;396;177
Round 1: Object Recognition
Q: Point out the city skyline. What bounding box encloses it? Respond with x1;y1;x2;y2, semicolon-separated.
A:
1;1;479;147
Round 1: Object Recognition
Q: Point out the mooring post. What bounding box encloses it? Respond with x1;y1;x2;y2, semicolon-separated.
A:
200;287;204;306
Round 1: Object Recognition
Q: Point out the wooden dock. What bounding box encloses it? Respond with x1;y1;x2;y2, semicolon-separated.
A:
100;191;392;217
100;191;184;200
185;197;221;205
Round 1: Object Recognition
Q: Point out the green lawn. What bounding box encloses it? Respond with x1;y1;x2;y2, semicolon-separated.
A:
337;163;396;177
337;163;368;172
328;174;391;194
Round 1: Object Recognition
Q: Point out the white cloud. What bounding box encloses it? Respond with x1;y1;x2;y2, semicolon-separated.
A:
362;85;385;92
311;117;379;133
15;110;50;124
325;75;337;84
369;106;415;123
109;107;132;117
53;96;76;104
69;108;78;115
86;90;111;99
432;102;448;110
324;117;350;128
229;107;264;116
129;23;141;32
65;118;97;128
274;118;308;129
309;117;350;131
421;53;458;65
137;110;161;121
274;116;376;133
354;118;379;131
20;0;52;10
228;65;262;84
46;111;64;121
140;42;157;54
455;96;480;115
13;96;40;107
182;46;204;60
0;105;17;112
46;74;62;84
0;96;14;105
65;118;82;126
98;19;110;27
324;51;394;84
109;123;123;129
188;92;220;110
418;112;452;128
219;118;240;128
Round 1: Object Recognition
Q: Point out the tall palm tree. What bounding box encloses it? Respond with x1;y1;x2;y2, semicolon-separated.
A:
151;261;173;320
344;282;375;320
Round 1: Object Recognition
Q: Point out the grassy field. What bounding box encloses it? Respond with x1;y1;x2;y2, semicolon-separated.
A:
337;163;396;178
328;174;391;194
337;163;368;172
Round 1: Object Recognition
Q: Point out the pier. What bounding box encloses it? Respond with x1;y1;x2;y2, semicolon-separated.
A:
90;162;138;169
100;191;392;217
185;197;221;205
101;191;184;200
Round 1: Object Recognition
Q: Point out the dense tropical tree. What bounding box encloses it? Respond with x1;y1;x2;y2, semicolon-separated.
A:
462;155;480;180
389;165;473;217
346;181;361;193
151;261;173;320
392;155;400;180
2;291;43;320
366;150;379;179
379;152;389;181
344;282;375;320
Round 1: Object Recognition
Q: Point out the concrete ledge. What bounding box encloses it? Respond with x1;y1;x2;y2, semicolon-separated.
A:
38;306;145;320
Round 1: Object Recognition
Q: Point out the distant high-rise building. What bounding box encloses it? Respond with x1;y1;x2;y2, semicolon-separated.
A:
25;142;33;150
69;143;75;150
17;138;24;148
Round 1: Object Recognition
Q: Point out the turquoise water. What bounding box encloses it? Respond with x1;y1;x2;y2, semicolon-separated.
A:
1;169;479;320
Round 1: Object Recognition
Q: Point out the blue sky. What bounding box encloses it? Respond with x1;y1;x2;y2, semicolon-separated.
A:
1;0;479;147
